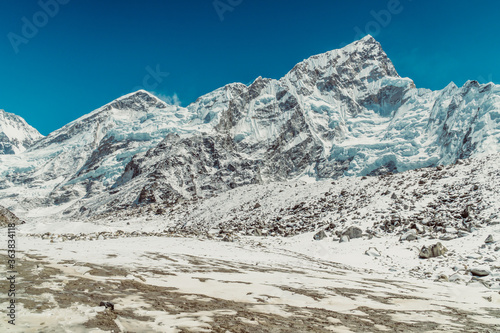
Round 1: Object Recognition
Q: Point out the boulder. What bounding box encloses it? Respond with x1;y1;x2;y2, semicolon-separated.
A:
484;234;495;244
313;230;327;241
470;268;490;277
419;242;448;259
342;226;363;239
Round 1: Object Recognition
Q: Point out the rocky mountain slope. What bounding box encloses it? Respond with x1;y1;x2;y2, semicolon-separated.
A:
0;204;22;227
97;151;500;241
0;109;43;154
1;35;500;217
23;152;500;288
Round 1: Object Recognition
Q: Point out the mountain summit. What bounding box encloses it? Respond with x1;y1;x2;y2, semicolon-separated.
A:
0;109;43;154
1;37;500;217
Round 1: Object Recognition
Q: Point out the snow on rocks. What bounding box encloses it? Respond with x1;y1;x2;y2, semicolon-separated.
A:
419;242;448;259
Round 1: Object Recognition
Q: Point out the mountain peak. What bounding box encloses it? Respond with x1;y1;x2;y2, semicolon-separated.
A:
0;109;43;154
359;34;376;43
102;90;168;112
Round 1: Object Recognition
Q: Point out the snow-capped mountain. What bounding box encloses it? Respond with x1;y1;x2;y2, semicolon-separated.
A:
1;35;500;217
0;109;43;154
0;91;198;214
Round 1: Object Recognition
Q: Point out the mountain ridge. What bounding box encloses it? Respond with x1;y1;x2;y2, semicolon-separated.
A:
1;36;499;217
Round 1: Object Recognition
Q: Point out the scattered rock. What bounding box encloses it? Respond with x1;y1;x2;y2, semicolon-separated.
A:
439;234;458;241
365;247;381;257
400;230;418;241
342;226;363;240
419;242;448;259
484;234;495;244
470;268;490;277
313;230;327;241
253;202;261;209
99;301;114;311
460;205;473;219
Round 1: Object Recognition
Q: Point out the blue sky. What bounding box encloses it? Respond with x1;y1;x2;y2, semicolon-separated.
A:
0;0;498;135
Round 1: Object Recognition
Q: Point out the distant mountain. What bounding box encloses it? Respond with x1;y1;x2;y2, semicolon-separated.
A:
1;35;499;217
0;109;42;154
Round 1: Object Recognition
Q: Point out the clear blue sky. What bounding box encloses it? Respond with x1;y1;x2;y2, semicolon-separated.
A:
0;0;498;135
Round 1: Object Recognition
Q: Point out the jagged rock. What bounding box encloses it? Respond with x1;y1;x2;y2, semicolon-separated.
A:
313;230;327;241
342;226;363;239
484;234;495;244
365;247;381;257
470;268;490;277
419;242;448;259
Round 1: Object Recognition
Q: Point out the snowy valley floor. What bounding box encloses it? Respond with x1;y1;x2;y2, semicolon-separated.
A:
1;229;499;332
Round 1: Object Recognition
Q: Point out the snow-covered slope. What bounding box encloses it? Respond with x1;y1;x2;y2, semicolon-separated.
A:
0;91;199;215
1;36;500;217
0;109;42;154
